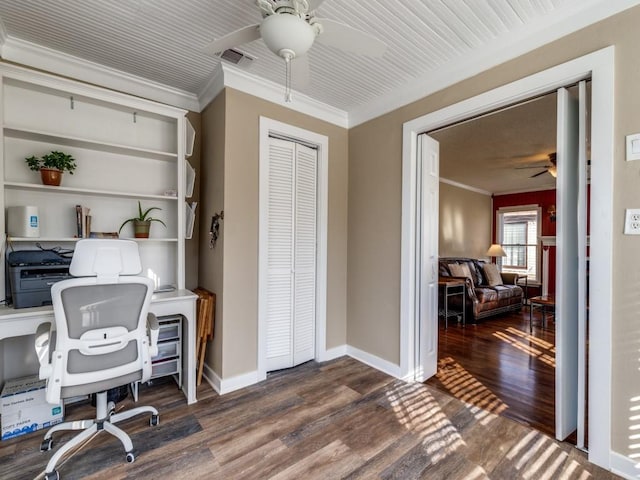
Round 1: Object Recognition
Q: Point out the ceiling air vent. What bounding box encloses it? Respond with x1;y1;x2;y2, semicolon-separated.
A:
219;48;255;67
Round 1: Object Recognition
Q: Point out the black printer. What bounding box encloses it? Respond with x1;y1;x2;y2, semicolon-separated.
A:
6;250;72;309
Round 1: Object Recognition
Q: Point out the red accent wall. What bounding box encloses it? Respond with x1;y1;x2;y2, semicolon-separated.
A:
492;189;557;293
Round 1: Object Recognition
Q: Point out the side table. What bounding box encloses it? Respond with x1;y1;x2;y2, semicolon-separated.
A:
529;295;555;332
438;278;466;328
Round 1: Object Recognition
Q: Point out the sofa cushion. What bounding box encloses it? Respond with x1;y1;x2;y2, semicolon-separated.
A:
449;263;474;287
483;263;503;286
475;287;497;303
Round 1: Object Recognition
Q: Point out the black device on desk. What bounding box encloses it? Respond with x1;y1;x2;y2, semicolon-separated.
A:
6;250;72;308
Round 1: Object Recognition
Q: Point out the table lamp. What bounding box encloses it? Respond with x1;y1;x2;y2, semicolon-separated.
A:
486;244;507;264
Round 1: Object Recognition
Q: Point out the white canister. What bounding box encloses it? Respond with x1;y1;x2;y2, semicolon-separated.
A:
7;206;40;237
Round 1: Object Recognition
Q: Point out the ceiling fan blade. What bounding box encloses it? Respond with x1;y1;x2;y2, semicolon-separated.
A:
291;54;311;88
203;24;261;56
515;164;552;170
530;170;548;178
315;18;387;57
308;0;327;11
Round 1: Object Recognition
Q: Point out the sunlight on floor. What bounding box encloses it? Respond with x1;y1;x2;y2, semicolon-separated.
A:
505;430;592;479
493;330;556;367
506;326;554;350
384;382;473;466
435;357;508;423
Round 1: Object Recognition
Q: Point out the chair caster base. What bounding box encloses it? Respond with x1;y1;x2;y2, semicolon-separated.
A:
40;438;53;452
126;451;135;463
44;470;59;480
150;414;159;427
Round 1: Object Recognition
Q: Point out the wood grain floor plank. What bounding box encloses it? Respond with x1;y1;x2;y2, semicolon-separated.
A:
268;439;363;480
208;384;361;465
0;356;619;480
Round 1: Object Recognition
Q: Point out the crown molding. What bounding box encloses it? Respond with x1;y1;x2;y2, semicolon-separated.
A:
197;63;226;111
439;177;492;196
0;36;200;112
197;63;348;128
493;185;557;196
348;0;640;127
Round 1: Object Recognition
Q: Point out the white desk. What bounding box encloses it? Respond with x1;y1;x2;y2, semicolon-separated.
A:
0;289;198;405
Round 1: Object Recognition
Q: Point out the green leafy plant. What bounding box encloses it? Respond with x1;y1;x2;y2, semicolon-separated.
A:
25;151;77;174
119;201;167;233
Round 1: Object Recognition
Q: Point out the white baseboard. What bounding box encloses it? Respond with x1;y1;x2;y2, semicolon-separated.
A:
610;452;638;480
202;364;261;395
319;344;347;362
203;344;403;396
346;345;402;378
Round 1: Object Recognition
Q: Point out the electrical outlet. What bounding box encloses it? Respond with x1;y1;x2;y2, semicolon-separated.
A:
624;209;640;234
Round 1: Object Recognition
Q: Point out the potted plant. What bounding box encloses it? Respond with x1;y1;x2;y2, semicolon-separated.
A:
119;201;167;238
25;150;77;186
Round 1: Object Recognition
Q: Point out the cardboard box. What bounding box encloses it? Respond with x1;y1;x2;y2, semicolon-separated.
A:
1;403;63;440
1;375;64;441
1;375;47;415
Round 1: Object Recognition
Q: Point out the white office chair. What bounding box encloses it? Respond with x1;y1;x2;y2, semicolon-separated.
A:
35;239;160;480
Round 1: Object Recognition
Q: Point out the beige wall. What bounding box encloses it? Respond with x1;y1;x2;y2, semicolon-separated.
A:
199;93;226;374
201;88;349;378
348;5;640;456
439;182;492;258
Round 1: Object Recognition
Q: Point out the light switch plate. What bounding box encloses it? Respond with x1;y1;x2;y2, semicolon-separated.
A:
626;134;640;161
624;208;640;234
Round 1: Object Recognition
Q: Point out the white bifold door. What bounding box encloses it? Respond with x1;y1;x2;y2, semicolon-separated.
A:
555;81;588;444
265;137;317;372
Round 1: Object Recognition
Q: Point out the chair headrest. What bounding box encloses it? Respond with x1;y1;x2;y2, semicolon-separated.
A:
70;239;142;279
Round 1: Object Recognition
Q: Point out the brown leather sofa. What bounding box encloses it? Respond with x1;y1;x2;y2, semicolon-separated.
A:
439;257;523;322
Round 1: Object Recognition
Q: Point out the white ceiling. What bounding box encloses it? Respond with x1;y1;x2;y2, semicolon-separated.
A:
0;0;628;192
432;90;559;194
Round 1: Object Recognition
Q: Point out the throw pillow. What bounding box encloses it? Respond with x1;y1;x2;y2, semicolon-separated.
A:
449;263;474;287
483;263;503;286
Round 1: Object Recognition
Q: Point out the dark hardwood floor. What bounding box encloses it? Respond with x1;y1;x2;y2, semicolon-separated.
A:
426;308;557;437
0;356;616;479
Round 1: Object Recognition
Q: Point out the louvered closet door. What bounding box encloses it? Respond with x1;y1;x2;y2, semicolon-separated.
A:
266;138;317;371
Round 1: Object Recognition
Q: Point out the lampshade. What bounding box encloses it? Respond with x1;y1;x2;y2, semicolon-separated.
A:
486;244;507;257
548;165;557;178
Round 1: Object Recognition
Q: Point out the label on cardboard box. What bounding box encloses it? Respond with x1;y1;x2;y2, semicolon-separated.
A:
1;402;64;441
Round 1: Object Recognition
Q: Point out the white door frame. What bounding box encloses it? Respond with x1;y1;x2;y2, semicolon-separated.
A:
258;116;329;380
400;47;614;468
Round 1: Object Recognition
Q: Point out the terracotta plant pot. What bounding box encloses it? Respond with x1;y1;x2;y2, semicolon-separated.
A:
40;168;63;186
133;220;151;238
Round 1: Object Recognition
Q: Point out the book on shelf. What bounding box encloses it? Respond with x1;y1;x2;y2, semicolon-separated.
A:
75;204;92;238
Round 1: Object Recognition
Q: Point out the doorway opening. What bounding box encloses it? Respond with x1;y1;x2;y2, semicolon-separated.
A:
424;85;590;444
400;47;613;469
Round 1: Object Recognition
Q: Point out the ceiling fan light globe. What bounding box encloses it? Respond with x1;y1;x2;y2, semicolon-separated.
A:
261;14;316;59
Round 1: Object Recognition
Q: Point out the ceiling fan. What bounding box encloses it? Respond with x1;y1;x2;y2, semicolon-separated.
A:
516;152;557;178
203;0;387;102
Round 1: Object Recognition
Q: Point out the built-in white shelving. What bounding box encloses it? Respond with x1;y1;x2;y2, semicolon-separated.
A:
4;127;178;161
0;64;190;296
4;182;180;201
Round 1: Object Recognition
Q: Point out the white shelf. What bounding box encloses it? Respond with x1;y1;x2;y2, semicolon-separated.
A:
4;126;178;161
8;237;179;243
4;182;180;201
1;64;188;292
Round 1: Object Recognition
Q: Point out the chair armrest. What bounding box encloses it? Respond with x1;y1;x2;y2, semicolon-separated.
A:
35;323;52;380
147;313;159;357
